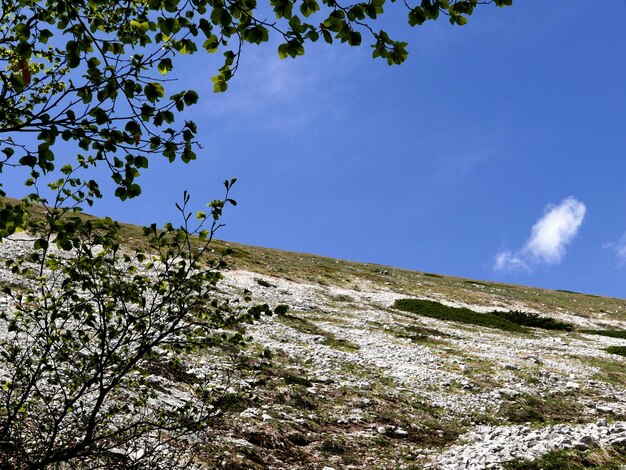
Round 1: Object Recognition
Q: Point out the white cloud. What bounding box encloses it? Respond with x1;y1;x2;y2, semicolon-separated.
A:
494;197;586;272
192;44;353;130
493;250;530;273
524;197;587;264
603;233;626;266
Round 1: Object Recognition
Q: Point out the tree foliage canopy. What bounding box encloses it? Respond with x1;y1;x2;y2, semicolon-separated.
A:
0;182;280;468
1;0;511;232
0;0;512;466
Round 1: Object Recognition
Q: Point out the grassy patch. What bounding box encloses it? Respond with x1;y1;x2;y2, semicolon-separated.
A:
463;280;493;288
583;355;626;385
581;329;626;339
276;385;318;410
276;312;360;352
283;373;313;387
330;293;355;302
212;392;250;413
556;289;602;299
422;273;443;278
320;436;348;455
605;346;626;357
372;397;464;447
556;289;584;295
321;336;360;352
393;299;527;333
143;357;199;385
499;393;585;424
255;278;275;288
493;310;574;331
503;444;626;469
276;312;326;336
393;299;575;333
366;318;449;345
395;324;449;344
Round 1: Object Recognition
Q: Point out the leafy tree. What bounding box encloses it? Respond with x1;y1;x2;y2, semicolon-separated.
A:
0;0;513;466
1;0;512;225
0;180;277;468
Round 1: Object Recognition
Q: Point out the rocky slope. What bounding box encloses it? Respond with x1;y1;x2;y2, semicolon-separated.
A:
211;268;626;469
1;233;626;469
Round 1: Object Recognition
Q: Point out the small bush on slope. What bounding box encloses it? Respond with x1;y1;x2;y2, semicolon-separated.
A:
0;186;268;469
393;299;527;333
503;443;626;469
392;299;575;332
492;310;574;331
604;346;626;357
582;329;626;339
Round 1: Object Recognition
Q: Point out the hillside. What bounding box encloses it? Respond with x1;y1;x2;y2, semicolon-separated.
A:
1;225;626;469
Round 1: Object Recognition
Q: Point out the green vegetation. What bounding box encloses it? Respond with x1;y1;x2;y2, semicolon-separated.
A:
583;355;626;386
422;272;444;278
504;444;626;469
375;320;450;344
276;384;319;410
256;278;276;288
604;346;626;357
283;374;314;387
557;289;602;298
556;289;584;295
392;299;575;333
393;299;526;332
397;324;450;343
275;310;360;352
498;393;585;424
581;329;626;339
320;437;348;455
494;310;575;331
0;189;263;469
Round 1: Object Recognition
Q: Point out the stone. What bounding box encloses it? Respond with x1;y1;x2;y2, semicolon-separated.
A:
572;440;589;450
580;435;597;447
395;427;409;437
609;435;626;446
239;408;259;418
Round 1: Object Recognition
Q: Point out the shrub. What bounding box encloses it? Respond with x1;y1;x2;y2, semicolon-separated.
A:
392;299;526;332
0;185;262;468
605;346;626;357
491;310;574;331
581;330;626;339
393;299;575;332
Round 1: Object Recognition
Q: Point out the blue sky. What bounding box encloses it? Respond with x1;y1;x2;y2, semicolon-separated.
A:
9;0;626;298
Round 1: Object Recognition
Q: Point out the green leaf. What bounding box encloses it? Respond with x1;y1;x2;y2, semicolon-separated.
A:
211;71;230;93
157;58;173;75
130;20;150;32
408;7;427;26
19;155;37;168
39;29;53;44
277;43;289;59
144;82;165;102
183;90;199;106
203;35;220;53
